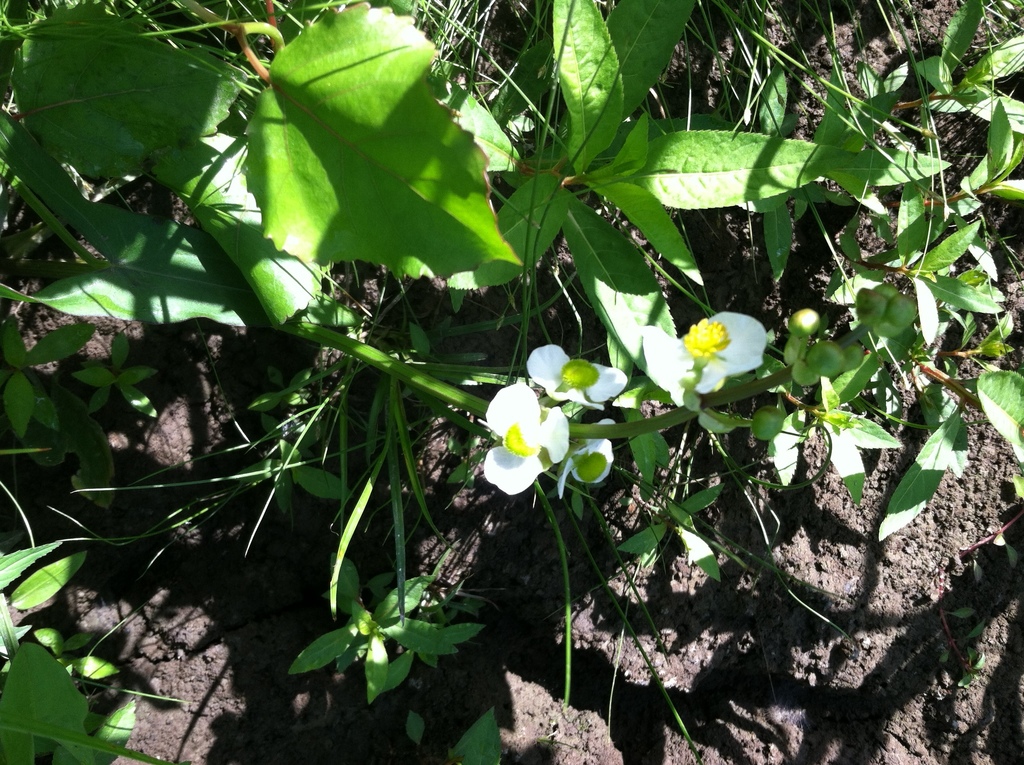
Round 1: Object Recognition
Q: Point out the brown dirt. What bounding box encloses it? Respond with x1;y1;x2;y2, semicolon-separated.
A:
7;0;1024;763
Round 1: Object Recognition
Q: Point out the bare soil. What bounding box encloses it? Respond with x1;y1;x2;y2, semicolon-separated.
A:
7;0;1024;763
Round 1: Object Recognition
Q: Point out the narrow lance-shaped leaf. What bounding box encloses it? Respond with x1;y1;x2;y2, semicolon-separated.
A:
247;5;517;277
553;0;624;171
631;131;851;209
607;0;695;118
879;411;963;540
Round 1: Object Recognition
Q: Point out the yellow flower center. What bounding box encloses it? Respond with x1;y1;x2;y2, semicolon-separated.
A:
573;452;609;483
504;423;539;458
683;319;730;361
561;359;600;390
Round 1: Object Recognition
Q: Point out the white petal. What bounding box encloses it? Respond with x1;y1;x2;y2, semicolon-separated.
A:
539;406;570;463
641;326;693;403
557;457;572;499
571;438;614;484
485;383;540;437
713;312;767;374
484;448;543;495
586;365;628;405
527;345;570;392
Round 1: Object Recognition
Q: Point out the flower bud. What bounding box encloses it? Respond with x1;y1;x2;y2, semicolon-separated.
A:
788;309;821;337
791;358;820;387
751;406;786;440
805;341;846;379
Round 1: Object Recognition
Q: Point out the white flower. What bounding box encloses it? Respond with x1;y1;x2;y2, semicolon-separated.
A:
483;383;569;495
557;419;615;498
527;345;627;410
642;313;767;404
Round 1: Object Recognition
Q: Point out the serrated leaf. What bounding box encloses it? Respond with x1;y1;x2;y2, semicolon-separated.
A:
0;541;60;590
918;221;982;272
607;0;694;118
10;551;85;609
920;274;1002;313
152;135;321;324
825;148;949;190
632;131;849;208
12;4;240;177
978;371;1024;451
247;6;517;277
942;0;983;75
554;0;623;171
595;181;702;284
23;323;93;367
879;411;962;540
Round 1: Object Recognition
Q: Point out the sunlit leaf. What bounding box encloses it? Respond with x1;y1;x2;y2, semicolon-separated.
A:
248;5;516;277
10;551;85;609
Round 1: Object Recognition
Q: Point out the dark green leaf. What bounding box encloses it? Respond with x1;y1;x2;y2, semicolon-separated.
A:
289;626;358;674
942;0;983;74
4;370;34;438
453;709;502;765
918;221;982;272
24;323;93;367
381;618;484;655
12;4;240;177
919;274;1002;313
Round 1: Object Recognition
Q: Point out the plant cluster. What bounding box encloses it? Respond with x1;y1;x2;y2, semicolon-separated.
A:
0;0;1023;760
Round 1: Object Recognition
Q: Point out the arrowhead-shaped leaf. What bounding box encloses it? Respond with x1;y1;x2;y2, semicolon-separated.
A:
247;5;517;277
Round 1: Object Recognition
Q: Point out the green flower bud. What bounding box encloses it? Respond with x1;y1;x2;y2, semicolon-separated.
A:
882;293;917;330
842;344;865;372
751;406;787;440
791;358;820;387
805;341;846;379
783;335;805;365
788;309;821;337
854;287;888;325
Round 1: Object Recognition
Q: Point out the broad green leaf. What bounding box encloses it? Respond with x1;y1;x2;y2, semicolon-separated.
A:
12;4;240;177
1;318;26;368
153;136;321;325
942;0;983;74
830;427;865;504
289;625;358;674
33;204;266;325
918;221;982;272
4;370;34;438
453;709;502;765
680;484;725;513
978;371;1024;451
248;6;516;277
10;551;85;609
366;633;389;704
988;179;1024;202
0;115;265;325
92;701;136;765
627;428;668;486
381;619;484;655
73;654;118;680
617;523;666;563
607;0;694;118
23;323;93;367
770;410;805;485
0;643;90;764
676;527;720;580
879;411;962;540
586;113;649;181
759;64;789;135
632;131;848;208
0;541;60;590
553;0;623;171
382;650;414;693
986;101;1015;183
406;711;425;745
595;181;702;284
919;274;1002;313
831;351;878;406
448;178;570;289
292;465;346;500
563;199;674;366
